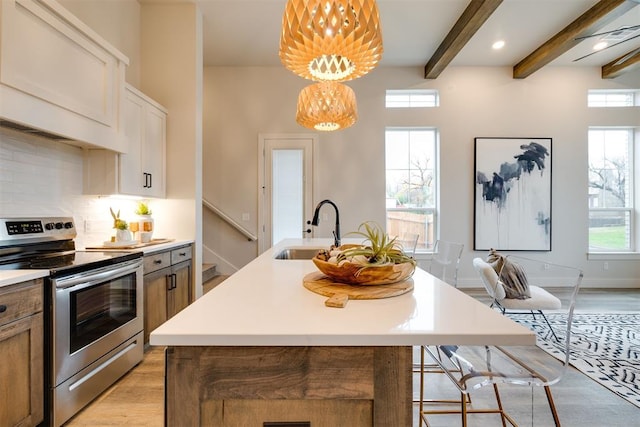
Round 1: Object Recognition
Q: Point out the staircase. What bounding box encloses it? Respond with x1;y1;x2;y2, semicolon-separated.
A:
202;263;229;294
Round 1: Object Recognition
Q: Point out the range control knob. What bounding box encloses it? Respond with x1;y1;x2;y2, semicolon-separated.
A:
45;222;55;230
64;222;74;229
55;222;64;230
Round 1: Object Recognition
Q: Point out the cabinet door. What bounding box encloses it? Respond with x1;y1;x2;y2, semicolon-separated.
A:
116;84;166;197
168;260;192;318
0;313;43;427
143;266;171;344
143;104;166;198
120;88;145;195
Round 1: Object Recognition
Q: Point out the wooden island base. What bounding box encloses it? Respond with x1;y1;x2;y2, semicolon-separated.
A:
165;345;412;426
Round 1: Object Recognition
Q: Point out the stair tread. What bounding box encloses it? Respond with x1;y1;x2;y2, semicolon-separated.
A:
202;263;219;283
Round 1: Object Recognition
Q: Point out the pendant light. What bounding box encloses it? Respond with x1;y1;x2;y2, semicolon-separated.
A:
296;81;358;131
280;0;383;82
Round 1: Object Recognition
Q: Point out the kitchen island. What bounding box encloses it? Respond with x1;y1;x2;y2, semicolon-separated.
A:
150;238;535;426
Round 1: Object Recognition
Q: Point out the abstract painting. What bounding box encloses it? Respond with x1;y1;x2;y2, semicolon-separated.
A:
474;137;552;251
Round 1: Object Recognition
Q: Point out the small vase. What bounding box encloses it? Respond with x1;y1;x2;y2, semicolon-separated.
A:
138;215;154;243
116;229;132;242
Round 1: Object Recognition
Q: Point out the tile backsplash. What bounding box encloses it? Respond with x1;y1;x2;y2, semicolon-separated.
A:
0;128;142;248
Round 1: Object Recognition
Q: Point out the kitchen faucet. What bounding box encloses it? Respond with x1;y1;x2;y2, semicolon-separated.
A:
311;199;341;248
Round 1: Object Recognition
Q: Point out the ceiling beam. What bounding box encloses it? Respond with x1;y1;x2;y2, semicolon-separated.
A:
424;0;503;79
602;47;640;79
513;0;639;79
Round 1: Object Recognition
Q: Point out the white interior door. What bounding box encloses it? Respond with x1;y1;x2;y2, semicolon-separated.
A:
259;134;316;253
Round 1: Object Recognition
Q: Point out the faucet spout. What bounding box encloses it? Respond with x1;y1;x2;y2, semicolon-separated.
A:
311;199;341;247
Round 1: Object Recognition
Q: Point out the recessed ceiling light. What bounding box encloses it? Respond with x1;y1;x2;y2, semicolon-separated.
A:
492;40;505;50
593;41;608;51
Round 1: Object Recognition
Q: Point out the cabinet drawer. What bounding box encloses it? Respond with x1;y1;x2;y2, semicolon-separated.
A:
143;252;171;274
0;279;43;327
171;246;192;265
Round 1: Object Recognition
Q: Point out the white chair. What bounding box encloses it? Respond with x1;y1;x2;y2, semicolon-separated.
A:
428;240;464;287
420;255;583;427
473;256;562;341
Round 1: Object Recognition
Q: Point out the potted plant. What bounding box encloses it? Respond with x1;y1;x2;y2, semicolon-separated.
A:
110;207;132;242
134;201;154;243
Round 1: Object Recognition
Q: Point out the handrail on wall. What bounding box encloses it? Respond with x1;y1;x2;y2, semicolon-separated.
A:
202;199;257;242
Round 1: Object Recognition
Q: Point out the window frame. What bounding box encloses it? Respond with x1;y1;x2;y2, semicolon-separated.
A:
587;89;638;107
588;127;635;252
385;89;439;108
384;127;439;254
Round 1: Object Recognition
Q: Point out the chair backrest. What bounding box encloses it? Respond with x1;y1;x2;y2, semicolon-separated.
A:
501;255;584;378
472;257;506;301
429;240;464;287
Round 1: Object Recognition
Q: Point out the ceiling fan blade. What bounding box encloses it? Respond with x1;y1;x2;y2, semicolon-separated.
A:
573;32;640;62
609;46;640;66
575;24;640;41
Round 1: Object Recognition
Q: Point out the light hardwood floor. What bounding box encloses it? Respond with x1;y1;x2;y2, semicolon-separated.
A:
64;288;640;426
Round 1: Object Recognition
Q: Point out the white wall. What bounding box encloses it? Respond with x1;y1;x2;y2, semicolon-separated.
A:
203;65;640;287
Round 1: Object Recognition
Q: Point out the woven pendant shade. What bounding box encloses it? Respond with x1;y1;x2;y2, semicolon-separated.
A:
280;0;383;82
296;82;358;131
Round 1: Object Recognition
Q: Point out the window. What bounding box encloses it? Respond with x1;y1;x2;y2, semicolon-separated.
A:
588;90;636;107
588;128;633;251
385;90;439;108
385;128;437;252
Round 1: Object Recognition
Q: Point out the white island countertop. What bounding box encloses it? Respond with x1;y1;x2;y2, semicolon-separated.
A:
150;238;535;347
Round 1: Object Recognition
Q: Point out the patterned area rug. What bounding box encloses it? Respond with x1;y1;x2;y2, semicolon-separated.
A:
509;312;640;408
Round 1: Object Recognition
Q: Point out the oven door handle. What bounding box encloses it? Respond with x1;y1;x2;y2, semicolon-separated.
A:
53;259;142;290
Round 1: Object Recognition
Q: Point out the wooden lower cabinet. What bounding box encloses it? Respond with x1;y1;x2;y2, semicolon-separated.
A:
0;279;44;427
143;244;193;343
143;266;169;344
165;346;412;426
168;260;191;318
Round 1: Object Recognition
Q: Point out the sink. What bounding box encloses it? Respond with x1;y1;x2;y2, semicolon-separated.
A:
274;247;322;260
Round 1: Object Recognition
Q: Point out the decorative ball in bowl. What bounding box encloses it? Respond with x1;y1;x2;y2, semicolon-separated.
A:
311;222;416;285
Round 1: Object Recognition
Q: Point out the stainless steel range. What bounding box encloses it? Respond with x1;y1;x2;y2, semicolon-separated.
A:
0;217;144;427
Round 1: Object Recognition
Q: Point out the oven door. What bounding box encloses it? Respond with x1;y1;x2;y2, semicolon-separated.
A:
51;258;143;386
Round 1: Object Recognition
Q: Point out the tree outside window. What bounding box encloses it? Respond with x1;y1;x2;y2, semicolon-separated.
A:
588;128;632;251
385;128;437;252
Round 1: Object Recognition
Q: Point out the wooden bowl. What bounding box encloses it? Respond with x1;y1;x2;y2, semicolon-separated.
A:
312;256;415;285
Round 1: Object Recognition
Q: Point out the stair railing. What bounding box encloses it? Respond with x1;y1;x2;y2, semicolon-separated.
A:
202;198;257;242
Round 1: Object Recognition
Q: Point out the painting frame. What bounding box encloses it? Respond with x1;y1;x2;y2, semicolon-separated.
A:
474;137;552;251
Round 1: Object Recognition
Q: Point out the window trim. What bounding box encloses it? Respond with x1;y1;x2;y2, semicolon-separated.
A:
385;89;439;108
587;89;639;107
588;127;635;253
384;127;439;253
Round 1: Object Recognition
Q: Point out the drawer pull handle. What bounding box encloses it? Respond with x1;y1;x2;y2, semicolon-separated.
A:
179;252;186;256
0;305;6;313
154;260;163;265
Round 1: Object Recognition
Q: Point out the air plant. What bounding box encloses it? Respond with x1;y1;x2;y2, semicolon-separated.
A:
337;221;416;267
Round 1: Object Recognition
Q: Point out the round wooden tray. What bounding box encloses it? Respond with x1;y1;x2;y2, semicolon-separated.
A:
303;271;414;308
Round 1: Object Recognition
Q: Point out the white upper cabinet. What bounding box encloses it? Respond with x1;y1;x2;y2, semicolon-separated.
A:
0;0;129;151
84;84;167;198
120;85;167;197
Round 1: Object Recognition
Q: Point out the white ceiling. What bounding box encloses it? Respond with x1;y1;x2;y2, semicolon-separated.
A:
197;0;640;74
